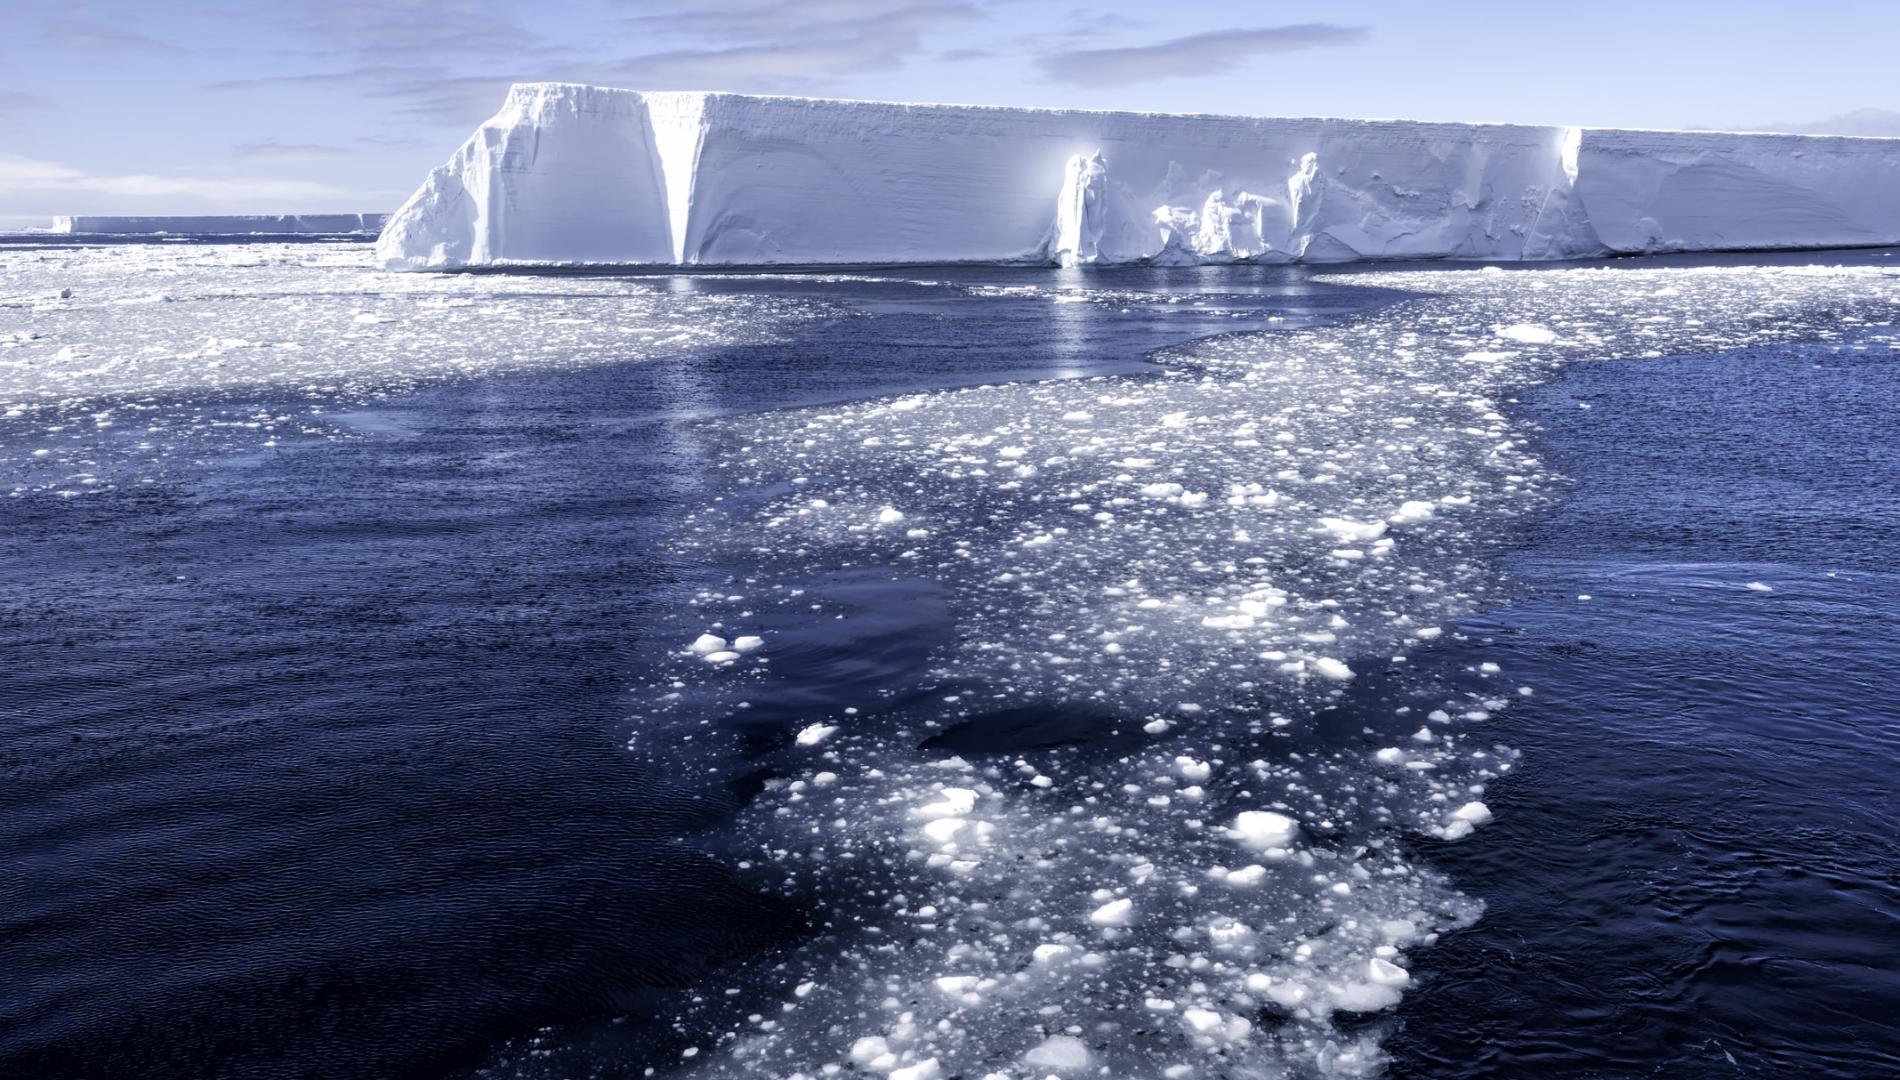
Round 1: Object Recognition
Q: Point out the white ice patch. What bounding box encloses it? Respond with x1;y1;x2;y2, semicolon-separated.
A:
1495;322;1559;344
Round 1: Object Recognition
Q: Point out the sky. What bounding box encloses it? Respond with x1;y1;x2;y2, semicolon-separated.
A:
2;0;1896;216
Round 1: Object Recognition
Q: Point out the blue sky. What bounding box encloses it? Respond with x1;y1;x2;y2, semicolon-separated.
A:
2;0;1895;216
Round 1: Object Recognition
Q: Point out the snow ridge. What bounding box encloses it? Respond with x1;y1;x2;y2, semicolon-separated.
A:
377;85;1900;270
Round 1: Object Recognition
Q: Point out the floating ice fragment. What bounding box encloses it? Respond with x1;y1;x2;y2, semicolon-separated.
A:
1224;864;1266;887
849;1037;889;1066
1368;957;1411;986
889;1058;941;1080
1454;801;1493;825
1022;1035;1090;1072
1495;323;1559;344
876;507;906;525
917;787;978;817
690;633;727;654
1319;517;1388;542
733;635;765;652
1312;657;1355;681
1230;810;1298;850
1440;800;1494;839
795;723;837;746
1174;756;1212;783
1032;943;1076;966
1089;897;1133;926
1182;1008;1224;1034
1745;581;1774;592
935;975;980;996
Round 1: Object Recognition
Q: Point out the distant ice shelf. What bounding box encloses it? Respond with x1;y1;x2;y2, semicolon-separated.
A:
376;84;1900;271
54;214;387;236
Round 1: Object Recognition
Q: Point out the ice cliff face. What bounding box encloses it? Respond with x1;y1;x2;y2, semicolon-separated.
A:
378;84;1900;270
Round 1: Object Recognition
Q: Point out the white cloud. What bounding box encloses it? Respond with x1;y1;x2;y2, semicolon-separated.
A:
234;141;359;164
1039;23;1368;87
609;1;983;92
0;154;375;214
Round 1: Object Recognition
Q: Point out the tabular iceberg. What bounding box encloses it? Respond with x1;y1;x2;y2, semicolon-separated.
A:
56;214;386;236
376;84;1900;271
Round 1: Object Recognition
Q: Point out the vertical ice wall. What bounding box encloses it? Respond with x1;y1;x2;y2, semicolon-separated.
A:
377;84;676;266
376;85;1900;270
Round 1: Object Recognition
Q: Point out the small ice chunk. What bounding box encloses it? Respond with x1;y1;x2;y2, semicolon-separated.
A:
690;633;727;654
1312;657;1355;681
1089;897;1133;926
1174;756;1212;783
1368;957;1411;986
1496;323;1558;344
889;1059;941;1080
1230;810;1298;850
1745;581;1774;593
876;507;906;525
1032;943;1076;966
917;787;978;817
1182;1008;1224;1034
935;975;979;995
1320;517;1388;542
733;635;765;652
795;723;837;746
1224;864;1266;887
1022;1035;1090;1072
1454;801;1493;826
849;1036;890;1065
1330;981;1404;1013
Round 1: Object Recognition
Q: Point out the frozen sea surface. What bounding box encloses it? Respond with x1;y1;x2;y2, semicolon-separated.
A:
1;240;1896;1079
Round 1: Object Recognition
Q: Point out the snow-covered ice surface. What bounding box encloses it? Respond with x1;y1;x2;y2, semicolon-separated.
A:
594;258;1900;1079
378;85;1900;270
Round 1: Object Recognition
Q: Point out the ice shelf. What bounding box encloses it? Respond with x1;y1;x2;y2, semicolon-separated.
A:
377;84;1900;270
55;214;387;236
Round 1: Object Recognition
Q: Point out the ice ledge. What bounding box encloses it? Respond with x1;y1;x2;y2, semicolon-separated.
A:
377;84;1900;271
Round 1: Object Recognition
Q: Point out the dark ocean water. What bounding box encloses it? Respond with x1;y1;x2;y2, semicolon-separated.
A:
3;255;1897;1078
0;265;1389;1078
1390;341;1900;1078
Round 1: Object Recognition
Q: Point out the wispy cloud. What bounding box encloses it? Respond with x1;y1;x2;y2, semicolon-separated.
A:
35;16;180;52
1744;107;1900;138
1039;23;1368;87
234;141;358;164
209;66;528;126
608;1;982;91
0;153;370;214
0;90;53;128
358;134;427;150
204;2;572;127
198;1;985;125
258;0;554;60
